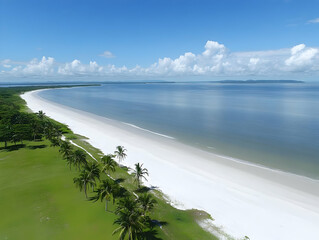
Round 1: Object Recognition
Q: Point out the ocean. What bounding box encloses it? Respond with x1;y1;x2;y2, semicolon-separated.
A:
38;82;319;179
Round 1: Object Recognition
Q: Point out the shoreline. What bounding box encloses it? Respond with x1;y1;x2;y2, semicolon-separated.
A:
21;89;319;240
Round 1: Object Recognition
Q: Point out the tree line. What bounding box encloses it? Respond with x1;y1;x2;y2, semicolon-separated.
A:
57;139;159;240
0;87;65;147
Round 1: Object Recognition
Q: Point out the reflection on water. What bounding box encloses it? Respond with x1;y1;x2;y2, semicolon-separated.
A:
39;83;319;179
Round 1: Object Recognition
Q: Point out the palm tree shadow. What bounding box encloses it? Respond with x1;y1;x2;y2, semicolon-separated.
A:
143;229;162;240
143;220;167;240
27;144;47;150
1;144;26;152
136;185;158;193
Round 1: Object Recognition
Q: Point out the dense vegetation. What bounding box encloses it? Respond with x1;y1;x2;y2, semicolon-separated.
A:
0;86;219;240
0;86;93;147
0;87;65;147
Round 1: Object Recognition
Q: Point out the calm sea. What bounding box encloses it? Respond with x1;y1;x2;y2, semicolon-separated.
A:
39;83;319;179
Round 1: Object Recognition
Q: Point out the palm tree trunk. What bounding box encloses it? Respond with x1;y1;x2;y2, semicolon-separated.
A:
84;183;88;199
105;200;108;212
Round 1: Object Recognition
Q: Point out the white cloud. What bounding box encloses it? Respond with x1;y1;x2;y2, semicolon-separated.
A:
99;51;115;58
1;60;13;69
285;44;318;70
18;56;55;75
291;44;305;55
1;41;319;80
202;41;226;57
308;18;319;24
58;60;105;75
144;41;318;77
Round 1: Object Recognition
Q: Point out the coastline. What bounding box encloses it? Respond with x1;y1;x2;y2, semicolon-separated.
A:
21;89;319;240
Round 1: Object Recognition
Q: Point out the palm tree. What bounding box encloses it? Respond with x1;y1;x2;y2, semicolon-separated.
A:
84;162;101;186
114;146;127;163
115;197;139;214
90;179;116;212
50;137;61;147
36;110;46;121
101;154;117;175
43;121;54;139
112;185;128;200
59;141;73;159
137;193;157;215
31;119;42;141
133;163;149;188
53;127;62;139
65;153;75;170
73;171;95;199
113;197;146;240
113;209;146;240
73;149;88;170
44;123;61;141
0;124;12;148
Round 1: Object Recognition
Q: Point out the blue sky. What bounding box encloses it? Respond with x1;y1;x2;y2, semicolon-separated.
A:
1;0;319;81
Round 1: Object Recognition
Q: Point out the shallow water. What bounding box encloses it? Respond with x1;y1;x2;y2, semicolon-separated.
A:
39;82;319;179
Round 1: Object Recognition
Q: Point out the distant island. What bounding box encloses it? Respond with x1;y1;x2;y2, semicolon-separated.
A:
214;80;304;84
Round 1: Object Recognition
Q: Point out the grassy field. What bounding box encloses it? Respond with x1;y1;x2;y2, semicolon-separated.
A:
0;140;119;240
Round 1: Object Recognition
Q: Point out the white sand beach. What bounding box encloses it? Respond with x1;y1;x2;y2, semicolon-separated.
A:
21;89;319;240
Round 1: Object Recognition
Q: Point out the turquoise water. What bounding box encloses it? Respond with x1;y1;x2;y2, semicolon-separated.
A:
39;83;319;179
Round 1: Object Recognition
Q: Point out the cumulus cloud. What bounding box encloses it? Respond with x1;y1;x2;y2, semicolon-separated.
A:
2;57;55;76
285;44;318;71
99;51;115;58
58;60;104;75
308;18;319;24
22;56;55;75
1;41;319;80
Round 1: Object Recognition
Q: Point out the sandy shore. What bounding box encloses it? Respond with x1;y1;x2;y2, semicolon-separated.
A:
21;89;319;240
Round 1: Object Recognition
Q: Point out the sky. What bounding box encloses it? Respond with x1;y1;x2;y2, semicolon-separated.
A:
0;0;319;82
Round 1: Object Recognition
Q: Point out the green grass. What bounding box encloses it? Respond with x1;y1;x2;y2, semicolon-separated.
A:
0;140;118;240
